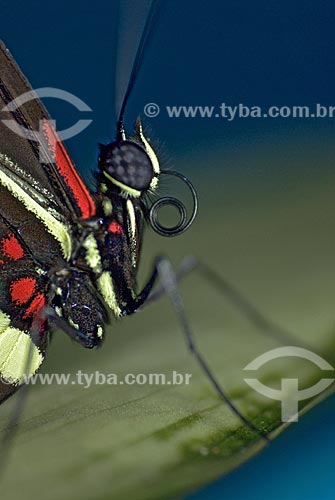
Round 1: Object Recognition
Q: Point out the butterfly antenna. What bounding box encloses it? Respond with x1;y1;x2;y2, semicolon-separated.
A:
117;0;160;139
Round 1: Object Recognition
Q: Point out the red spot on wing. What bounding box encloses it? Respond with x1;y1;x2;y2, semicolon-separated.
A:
43;120;96;219
10;277;37;305
108;221;123;234
0;233;24;261
23;293;46;320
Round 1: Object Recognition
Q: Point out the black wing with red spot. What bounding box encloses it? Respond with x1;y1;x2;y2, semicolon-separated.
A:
0;226;49;404
0;40;98;403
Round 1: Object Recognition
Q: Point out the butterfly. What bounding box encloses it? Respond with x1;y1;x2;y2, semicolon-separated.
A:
0;0;285;446
0;26;200;406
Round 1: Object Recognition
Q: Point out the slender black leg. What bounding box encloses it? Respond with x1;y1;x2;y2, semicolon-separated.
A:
120;264;159;315
145;256;197;306
146;256;316;351
155;257;270;442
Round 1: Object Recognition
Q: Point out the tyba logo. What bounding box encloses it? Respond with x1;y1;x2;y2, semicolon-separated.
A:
243;346;334;422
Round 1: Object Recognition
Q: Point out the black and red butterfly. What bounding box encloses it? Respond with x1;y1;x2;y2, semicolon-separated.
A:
0;2;206;414
0;36;191;399
0;1;297;444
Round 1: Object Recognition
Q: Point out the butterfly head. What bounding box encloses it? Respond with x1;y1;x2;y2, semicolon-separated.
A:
98;118;159;197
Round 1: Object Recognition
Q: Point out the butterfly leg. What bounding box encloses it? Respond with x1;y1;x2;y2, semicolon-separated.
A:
154;257;270;440
144;255;316;351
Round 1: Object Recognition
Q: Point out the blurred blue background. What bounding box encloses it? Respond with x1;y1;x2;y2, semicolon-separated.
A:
2;0;335;174
1;1;334;499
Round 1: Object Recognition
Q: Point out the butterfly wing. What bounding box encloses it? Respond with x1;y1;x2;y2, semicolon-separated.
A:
0;40;96;221
0;212;50;403
0;41;97;402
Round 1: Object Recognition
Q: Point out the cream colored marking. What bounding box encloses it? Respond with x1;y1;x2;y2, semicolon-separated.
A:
55;306;63;317
0;154;68;225
98;271;122;317
68;318;79;330
100;182;108;193
136;120;160;174
0;154;57;208
135;119;160;191
83;233;102;273
103;171;141;198
0;311;10;333
126;199;137;267
102;198;113;216
119;127;126;141
0;311;43;384
0;160;72;259
97;325;104;339
35;267;47;276
126;199;136;240
149;177;159;191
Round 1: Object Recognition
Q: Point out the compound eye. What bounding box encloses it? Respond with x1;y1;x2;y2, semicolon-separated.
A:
102;141;154;191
